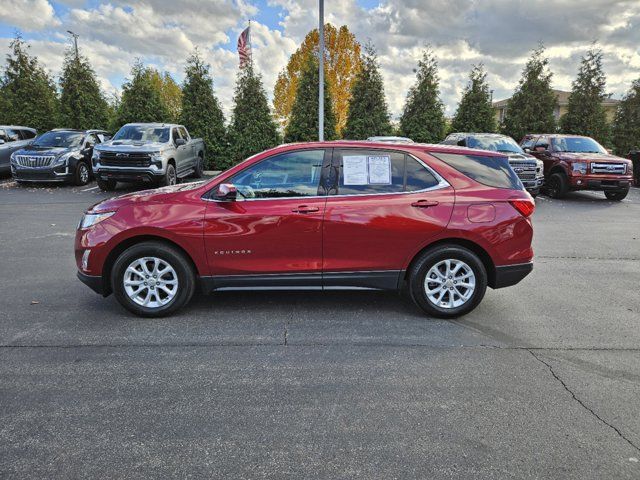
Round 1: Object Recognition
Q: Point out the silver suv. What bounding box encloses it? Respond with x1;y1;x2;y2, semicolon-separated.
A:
0;126;37;174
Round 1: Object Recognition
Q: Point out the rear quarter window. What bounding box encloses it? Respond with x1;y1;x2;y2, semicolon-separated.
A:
431;153;523;190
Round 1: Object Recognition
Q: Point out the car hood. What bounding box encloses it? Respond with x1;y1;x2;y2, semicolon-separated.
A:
554;152;630;163
15;146;73;156
96;141;169;153
89;184;186;212
504;152;537;163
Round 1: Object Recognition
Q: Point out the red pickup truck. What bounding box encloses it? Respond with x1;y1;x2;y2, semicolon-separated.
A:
521;134;633;200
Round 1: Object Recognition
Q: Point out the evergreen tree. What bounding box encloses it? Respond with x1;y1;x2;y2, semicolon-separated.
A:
115;60;171;128
343;43;392;139
501;46;557;141
398;48;446;143
0;35;59;132
149;70;183;122
451;64;495;133
560;46;609;144
612;78;640;156
284;55;336;142
59;48;109;130
227;65;280;169
181;51;226;169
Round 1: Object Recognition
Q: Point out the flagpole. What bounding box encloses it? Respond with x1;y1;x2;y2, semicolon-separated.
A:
318;0;324;142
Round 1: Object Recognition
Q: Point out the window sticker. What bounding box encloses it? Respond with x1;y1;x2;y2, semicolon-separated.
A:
342;155;368;185
367;155;392;184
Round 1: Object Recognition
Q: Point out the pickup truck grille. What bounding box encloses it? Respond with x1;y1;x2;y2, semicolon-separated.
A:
14;155;55;167
508;161;538;181
591;163;626;175
99;152;152;168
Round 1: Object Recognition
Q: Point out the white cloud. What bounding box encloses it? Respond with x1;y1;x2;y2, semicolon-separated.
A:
0;0;60;31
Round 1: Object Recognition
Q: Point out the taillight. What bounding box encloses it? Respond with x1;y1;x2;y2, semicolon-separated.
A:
509;199;535;217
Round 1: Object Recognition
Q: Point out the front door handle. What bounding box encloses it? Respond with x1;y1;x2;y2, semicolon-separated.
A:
292;205;320;214
411;200;439;208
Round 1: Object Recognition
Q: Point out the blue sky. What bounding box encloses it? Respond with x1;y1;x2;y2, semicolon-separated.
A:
1;0;639;120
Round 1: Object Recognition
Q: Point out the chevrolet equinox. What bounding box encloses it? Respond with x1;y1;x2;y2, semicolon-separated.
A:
76;141;535;318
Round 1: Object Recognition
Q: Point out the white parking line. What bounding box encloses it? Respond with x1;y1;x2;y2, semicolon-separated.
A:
81;186;99;192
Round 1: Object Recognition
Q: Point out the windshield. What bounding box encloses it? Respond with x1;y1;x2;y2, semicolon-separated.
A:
113;125;170;143
33;131;84;148
466;136;523;154
552;137;607;154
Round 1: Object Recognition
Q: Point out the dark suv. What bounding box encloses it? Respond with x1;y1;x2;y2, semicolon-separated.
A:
521;134;634;200
442;133;544;196
11;129;110;186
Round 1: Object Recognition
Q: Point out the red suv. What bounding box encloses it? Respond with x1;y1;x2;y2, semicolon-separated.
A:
76;141;535;318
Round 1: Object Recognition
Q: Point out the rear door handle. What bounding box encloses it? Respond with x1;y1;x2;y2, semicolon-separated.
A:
411;200;439;208
292;205;320;214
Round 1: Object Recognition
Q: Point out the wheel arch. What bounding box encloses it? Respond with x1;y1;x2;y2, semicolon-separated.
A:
549;164;568;177
404;237;498;289
101;234;199;296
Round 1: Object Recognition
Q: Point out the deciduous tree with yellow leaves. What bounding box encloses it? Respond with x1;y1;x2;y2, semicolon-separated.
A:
273;24;361;136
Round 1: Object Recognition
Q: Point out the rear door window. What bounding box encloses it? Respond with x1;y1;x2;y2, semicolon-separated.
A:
431;153;523;190
406;157;439;191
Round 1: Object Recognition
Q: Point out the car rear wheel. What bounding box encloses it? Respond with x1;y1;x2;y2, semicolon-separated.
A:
111;242;195;317
604;189;629;201
545;172;568;199
409;246;487;318
73;161;91;186
193;153;204;178
97;178;117;191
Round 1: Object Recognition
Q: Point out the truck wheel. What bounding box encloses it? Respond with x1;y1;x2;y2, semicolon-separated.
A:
546;172;568;199
111;241;196;317
73;161;91;186
97;178;117;191
604;189;629;201
159;164;177;187
193;153;204;178
408;245;487;318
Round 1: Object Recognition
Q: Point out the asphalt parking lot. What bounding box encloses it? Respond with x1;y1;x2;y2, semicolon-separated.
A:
0;176;639;479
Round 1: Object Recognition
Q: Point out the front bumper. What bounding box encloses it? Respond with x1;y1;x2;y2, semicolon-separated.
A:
94;167;164;183
492;262;533;289
12;164;73;182
570;175;632;191
520;176;544;193
77;270;105;295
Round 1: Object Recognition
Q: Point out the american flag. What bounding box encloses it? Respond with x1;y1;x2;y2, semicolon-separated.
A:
237;26;251;68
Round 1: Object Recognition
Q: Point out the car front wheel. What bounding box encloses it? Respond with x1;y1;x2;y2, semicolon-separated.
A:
159;164;177;187
409;246;487;318
604;189;629;201
111;241;196;317
545;172;568;199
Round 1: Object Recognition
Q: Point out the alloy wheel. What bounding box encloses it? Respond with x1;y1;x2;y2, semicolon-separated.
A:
424;259;476;309
123;257;179;308
79;164;89;184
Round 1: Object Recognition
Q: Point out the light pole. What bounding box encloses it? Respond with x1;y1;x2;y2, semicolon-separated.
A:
318;0;324;142
67;30;79;60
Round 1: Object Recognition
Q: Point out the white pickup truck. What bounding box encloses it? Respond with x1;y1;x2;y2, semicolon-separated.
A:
92;123;205;191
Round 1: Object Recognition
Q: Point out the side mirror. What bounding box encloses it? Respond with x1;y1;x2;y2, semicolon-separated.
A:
523;147;531;153
534;146;547;153
216;183;237;201
175;138;187;147
457;139;466;147
0;139;5;145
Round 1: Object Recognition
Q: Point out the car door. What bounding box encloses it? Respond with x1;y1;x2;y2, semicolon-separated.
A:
531;136;552;174
179;127;196;169
172;128;188;174
203;148;330;284
322;148;455;287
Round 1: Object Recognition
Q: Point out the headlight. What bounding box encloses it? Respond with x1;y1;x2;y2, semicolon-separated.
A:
536;159;544;174
53;152;74;166
151;152;163;166
92;150;100;160
10;152;17;163
78;211;116;229
572;162;587;175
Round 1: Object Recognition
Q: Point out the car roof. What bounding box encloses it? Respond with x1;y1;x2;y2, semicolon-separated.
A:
524;133;591;139
274;140;506;157
123;123;180;128
448;132;512;139
0;125;37;131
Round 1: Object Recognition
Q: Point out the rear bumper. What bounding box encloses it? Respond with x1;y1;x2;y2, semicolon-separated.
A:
77;270;106;295
492;262;533;289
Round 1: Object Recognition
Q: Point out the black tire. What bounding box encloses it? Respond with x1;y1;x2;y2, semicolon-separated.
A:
408;245;488;318
545;172;568;199
159;163;177;187
97;178;117;191
73;161;91;186
604;189;629;201
193;153;204;178
111;241;196;317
